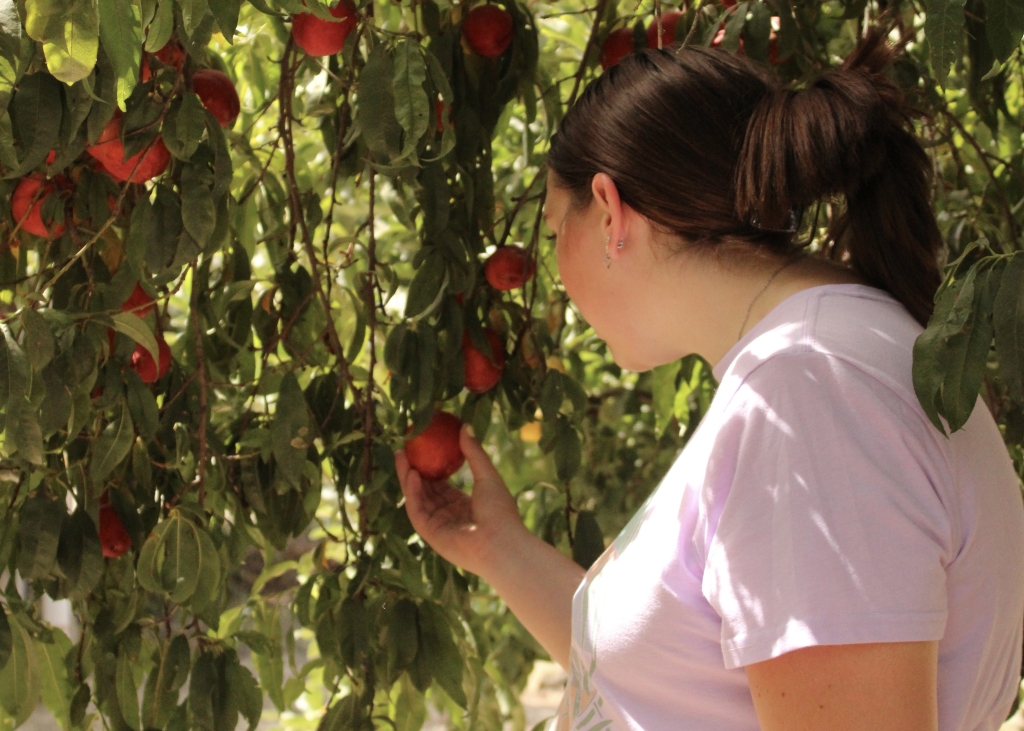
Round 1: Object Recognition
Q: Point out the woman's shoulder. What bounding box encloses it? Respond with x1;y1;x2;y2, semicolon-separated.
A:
719;281;923;406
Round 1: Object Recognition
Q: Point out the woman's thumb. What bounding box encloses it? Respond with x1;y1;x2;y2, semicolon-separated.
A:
460;424;503;484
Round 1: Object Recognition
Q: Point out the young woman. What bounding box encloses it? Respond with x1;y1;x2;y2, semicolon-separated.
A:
394;26;1024;731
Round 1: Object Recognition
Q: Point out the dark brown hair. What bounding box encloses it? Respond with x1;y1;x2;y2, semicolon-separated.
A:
546;25;942;327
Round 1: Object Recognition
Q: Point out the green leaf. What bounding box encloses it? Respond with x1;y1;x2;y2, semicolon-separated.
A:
162;92;206;161
20;307;55;372
994;253;1024;403
224;652;262;731
415;602;466;708
112;311;159;365
90;399;135;485
986;0;1024;61
208;0;241;39
0;612;40;726
161;515;202;603
925;0;966;88
187;652;216;731
56;509;104;600
180;156;217;247
357;41;403;161
10;71;62;176
25;0;100;84
392;40;429;160
142;634;190;730
939;264;996;432
97;0;142;109
144;0;172;51
270;372;312;489
136;517;171;594
36;628;73;731
385;598;419;683
338;596;369;671
17;490;65;581
180;0;211;37
117;647;141;730
572;510;605;570
405;250;447;318
553;417;581;481
651;360;681;437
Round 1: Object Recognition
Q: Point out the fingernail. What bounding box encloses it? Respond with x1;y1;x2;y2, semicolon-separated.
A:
464;424;475;438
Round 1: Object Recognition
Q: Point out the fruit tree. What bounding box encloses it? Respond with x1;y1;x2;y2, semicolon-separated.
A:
0;1;1022;730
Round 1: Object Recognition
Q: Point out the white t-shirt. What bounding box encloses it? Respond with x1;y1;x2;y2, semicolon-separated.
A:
550;283;1024;731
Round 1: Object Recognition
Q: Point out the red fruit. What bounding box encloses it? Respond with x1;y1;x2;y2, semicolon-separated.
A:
192;69;240;128
600;27;634;70
404;411;465;481
155;40;186;70
484;246;535;291
462;329;505;393
722;0;737;7
87;114;170;183
292;0;359;57
11;175;64;238
646;10;685;49
130;333;172;383
462;5;514;59
45;149;56;165
140;54;152;83
99;502;132;558
121;282;155;318
769;31;781;64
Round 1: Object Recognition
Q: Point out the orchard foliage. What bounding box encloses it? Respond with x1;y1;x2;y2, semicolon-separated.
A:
0;0;1022;729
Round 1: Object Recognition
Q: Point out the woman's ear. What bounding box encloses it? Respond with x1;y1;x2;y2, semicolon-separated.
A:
591;172;625;244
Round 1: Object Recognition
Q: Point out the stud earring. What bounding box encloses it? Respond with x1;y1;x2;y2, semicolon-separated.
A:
617;239;624;249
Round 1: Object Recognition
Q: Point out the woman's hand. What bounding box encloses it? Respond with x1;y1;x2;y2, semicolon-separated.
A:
397;422;586;669
395;424;528;580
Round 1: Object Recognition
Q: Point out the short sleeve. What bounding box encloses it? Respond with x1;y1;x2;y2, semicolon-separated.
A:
701;352;955;670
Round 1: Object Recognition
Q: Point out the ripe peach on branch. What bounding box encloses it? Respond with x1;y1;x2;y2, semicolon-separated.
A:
292;0;359;57
462;4;514;58
404;411;466;481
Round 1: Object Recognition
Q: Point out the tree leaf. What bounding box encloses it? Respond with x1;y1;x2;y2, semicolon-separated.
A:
554;417;581;481
651;360;681;437
0;612;40;726
35;628;73;731
224;651;262;731
925;0;966;88
572;510;605;570
97;0;142;109
405;249;446;318
161;515;202;603
116;648;141;730
112;311;159;365
270;372;311;490
20;307;55;372
142;634;190;730
207;0;240;39
993;252;1024;403
17;489;65;581
357;41;402;161
90;399;135;485
392;40;429;160
26;0;100;84
57;508;105;600
415;602;465;708
985;0;1024;61
939;264;995;432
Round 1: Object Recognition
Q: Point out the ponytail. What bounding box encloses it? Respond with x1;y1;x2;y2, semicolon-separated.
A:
547;25;941;327
735;26;942;327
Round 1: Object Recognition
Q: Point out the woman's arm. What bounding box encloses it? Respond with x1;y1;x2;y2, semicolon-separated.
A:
395;425;586;670
745;640;939;731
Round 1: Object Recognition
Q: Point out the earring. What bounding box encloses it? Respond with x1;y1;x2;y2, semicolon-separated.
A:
617;239;624;249
604;235;611;269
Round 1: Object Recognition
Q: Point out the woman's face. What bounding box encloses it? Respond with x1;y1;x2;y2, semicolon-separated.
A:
543;171;676;372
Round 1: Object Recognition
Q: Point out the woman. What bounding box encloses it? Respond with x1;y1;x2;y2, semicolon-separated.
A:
394;25;1024;731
